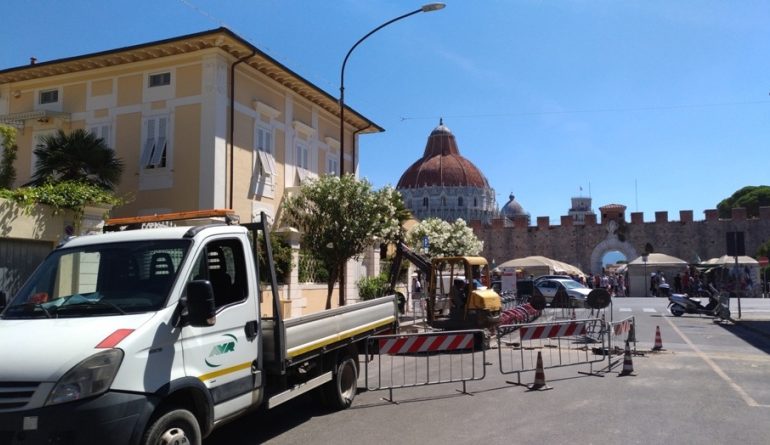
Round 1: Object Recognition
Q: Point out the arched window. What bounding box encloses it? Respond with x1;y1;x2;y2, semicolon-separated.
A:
458;197;464;207
474;197;478;207
441;196;446;206
423;197;429;207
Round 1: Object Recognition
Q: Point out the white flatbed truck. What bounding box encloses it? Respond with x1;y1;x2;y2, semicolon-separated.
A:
0;210;398;445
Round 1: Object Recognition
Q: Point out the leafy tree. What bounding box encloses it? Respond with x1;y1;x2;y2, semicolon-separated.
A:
0;125;18;189
281;174;403;309
717;185;770;219
405;217;483;258
255;231;293;285
757;239;770;259
27;129;124;191
357;273;390;301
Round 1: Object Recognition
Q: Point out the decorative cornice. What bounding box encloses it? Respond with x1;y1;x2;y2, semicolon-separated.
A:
0;28;382;134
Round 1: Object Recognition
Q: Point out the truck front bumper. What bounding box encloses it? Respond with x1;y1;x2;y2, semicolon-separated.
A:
0;391;156;445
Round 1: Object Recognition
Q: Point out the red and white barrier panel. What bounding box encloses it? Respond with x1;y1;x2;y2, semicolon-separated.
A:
379;333;475;355
614;319;632;336
519;322;587;341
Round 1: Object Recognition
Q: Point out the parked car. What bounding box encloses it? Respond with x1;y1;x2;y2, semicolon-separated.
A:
535;278;591;307
533;275;574;285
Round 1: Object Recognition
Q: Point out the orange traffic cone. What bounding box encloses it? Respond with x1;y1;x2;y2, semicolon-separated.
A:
528;351;553;391
618;341;636;376
652;325;664;351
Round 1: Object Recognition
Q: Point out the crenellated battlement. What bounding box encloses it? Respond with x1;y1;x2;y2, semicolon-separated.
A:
472;205;770;275
472;206;770;230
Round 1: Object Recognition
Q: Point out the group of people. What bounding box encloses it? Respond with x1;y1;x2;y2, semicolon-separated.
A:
584;273;626;297
648;266;755;297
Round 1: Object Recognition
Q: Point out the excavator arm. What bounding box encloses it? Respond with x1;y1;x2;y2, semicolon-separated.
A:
387;241;432;294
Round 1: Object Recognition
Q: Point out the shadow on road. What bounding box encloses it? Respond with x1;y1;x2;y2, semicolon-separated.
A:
716;319;770;355
205;392;327;444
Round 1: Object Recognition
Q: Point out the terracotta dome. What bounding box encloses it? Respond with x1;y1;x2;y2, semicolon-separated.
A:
396;121;490;189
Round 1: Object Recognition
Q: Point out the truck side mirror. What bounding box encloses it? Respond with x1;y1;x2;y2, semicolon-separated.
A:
185;281;217;327
0;291;6;311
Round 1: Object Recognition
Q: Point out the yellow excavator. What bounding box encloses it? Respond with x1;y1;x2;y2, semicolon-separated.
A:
388;242;501;331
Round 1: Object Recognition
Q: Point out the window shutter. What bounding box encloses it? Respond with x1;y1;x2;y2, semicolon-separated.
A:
101;125;111;148
140;119;156;167
149;117;167;167
256;128;264;151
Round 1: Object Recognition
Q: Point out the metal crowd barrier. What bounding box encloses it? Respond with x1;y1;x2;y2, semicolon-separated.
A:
496;318;607;385
364;330;486;403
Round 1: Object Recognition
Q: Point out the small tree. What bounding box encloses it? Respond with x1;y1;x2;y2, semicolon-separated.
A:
0;125;18;189
27;129;124;191
406;217;483;258
281;174;402;309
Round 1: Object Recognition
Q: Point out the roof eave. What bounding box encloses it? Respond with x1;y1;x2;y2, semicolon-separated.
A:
0;27;383;134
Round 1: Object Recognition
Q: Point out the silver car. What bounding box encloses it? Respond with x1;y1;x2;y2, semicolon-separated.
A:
535;278;591;308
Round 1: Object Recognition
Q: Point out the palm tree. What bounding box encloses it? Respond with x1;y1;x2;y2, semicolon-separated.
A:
27;129;124;190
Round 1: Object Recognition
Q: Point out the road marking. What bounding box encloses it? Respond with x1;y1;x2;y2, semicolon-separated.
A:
664;316;769;408
619;308;632;312
643;308;657;313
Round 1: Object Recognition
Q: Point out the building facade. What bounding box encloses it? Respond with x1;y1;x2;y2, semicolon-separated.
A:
568;196;595;225
0;27;381;221
0;28;384;314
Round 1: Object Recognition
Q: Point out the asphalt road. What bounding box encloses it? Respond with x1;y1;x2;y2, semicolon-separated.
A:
205;297;770;445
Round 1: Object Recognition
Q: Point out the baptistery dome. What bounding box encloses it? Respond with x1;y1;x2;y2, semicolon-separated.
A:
396;121;498;224
397;122;490;189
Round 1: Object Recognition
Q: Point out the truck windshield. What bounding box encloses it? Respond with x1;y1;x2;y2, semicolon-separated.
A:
2;240;190;319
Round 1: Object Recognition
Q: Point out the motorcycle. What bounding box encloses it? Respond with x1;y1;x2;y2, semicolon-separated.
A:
667;284;731;320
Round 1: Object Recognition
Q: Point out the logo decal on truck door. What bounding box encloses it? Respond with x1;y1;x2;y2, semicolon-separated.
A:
205;334;238;368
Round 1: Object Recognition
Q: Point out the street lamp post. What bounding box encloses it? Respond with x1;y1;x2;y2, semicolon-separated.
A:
338;2;445;177
642;253;649;298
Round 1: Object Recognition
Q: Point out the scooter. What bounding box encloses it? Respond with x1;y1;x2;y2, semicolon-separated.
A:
667;284;731;320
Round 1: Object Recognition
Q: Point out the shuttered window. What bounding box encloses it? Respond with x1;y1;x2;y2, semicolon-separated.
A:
140;116;169;169
252;124;276;198
89;124;112;149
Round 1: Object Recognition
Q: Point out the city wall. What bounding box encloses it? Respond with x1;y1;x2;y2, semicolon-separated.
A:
470;206;770;274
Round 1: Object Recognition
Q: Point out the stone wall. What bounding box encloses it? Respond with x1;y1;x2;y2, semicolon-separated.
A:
472;207;770;274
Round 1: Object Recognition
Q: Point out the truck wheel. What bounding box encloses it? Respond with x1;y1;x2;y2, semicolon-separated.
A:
322;356;358;410
142;407;201;445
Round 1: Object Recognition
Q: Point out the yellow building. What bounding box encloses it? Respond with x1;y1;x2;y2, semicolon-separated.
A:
0;28;384;314
0;27;382;221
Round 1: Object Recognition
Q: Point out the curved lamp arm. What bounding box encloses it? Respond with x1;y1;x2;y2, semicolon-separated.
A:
338;3;445;176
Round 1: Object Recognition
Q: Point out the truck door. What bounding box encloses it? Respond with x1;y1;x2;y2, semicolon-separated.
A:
180;236;260;419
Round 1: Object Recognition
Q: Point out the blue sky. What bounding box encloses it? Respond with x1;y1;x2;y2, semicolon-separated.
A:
2;1;768;223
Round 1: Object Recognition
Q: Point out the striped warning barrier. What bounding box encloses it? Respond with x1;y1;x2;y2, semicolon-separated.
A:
519;321;587;341
497;318;607;384
365;330;486;403
500;303;541;326
378;332;474;355
608;316;637;358
613;318;632;336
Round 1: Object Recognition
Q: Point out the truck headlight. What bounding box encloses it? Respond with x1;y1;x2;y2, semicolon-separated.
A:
46;349;124;406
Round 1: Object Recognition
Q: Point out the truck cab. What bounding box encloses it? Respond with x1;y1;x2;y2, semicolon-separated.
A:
0;210;397;445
